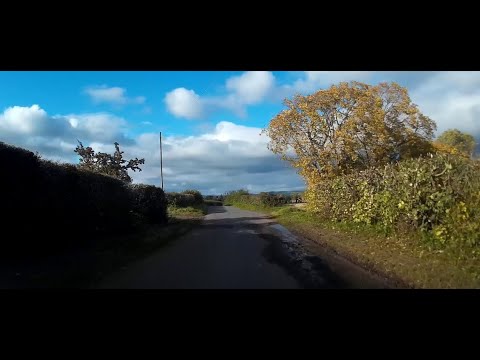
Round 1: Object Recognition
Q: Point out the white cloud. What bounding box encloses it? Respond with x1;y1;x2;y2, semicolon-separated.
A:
165;72;275;120
164;87;205;119
410;72;480;139
225;71;275;104
165;71;374;120
65;113;128;143
0;105;305;194
0;105;131;162
125;121;304;193
286;71;373;94
85;85;146;106
1;104;50;134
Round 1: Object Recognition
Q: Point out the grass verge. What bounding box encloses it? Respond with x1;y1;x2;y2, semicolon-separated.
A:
228;202;480;288
167;203;208;218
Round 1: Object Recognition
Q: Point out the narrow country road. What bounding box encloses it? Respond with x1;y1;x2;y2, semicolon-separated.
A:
95;206;387;289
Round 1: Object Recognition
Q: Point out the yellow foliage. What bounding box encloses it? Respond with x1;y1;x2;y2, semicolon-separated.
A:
432;141;469;158
263;81;437;188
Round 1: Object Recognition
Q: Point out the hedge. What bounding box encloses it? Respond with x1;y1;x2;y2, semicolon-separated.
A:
130;184;168;225
259;192;291;207
181;189;204;204
204;200;223;206
0;141;167;256
166;192;196;207
305;153;480;250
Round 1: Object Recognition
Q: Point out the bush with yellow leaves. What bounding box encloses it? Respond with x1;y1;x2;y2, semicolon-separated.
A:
305;153;480;250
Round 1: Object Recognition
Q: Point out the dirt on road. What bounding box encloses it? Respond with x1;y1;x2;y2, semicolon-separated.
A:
95;206;389;289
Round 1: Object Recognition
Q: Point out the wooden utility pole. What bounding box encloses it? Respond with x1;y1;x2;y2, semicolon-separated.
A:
160;132;164;190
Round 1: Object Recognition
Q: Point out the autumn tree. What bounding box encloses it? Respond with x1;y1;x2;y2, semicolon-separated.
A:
74;141;145;183
262;81;437;181
436;129;476;158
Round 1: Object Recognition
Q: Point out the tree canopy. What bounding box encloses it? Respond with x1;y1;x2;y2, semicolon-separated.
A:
263;81;437;181
436;129;476;158
74;141;144;183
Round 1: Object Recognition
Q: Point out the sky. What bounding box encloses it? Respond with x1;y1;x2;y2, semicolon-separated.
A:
1;71;479;194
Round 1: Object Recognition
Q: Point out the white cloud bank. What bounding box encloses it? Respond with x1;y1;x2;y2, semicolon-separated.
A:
165;71;480;145
0;104;305;194
410;72;480;139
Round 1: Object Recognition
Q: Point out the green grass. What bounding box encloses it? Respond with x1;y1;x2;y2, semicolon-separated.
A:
223;201;272;213
167;203;208;218
229;201;480;288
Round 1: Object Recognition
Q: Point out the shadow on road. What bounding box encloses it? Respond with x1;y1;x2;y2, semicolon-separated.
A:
202;216;277;229
206;206;227;214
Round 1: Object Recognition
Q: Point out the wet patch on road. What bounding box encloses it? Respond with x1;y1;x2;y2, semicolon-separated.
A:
259;227;349;289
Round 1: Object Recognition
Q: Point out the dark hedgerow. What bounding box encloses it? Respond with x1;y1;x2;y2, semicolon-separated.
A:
0;141;167;257
130;184;168;225
181;189;204;204
166;192;196;207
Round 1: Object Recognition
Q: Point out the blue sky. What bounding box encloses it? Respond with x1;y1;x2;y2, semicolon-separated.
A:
1;71;479;194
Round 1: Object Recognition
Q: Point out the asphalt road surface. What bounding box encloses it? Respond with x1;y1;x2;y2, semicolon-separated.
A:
95;206;387;289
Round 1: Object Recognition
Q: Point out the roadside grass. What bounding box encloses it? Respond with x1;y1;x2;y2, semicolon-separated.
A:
223;202;272;213
229;202;480;288
168;203;208;218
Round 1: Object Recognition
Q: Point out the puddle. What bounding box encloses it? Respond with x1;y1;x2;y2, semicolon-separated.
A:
269;224;300;244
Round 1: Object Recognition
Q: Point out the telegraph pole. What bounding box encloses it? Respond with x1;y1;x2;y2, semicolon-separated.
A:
160;132;164;190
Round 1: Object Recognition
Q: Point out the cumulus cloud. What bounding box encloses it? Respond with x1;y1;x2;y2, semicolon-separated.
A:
125;121;304;194
164;88;205;119
65;112;129;143
410;72;480;140
0;105;305;194
85;85;146;106
283;71;373;95
0;104;131;163
165;72;277;120
0;104;68;136
225;71;275;104
165;71;375;120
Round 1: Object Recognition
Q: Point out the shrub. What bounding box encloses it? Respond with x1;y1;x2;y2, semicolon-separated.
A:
224;190;292;207
130;184;168;225
204;200;223;206
224;189;259;206
0;141;167;256
166;192;196;207
305;153;480;250
259;192;291;207
181;189;204;204
292;192;304;203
